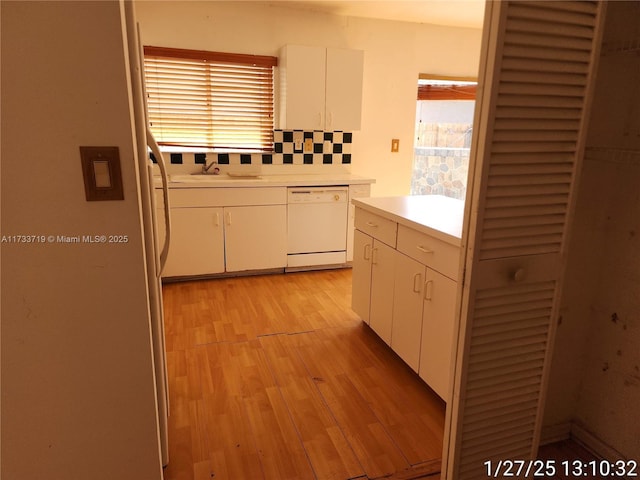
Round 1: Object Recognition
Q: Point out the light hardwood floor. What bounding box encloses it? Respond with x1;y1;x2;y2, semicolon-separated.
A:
161;269;446;480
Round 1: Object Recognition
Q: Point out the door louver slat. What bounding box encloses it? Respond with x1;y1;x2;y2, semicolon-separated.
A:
451;2;602;478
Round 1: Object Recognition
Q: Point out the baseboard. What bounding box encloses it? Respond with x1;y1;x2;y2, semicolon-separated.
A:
539;422;572;446
540;421;626;462
571;422;625;461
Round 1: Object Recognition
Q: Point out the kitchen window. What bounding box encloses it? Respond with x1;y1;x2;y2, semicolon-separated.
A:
143;46;277;152
411;75;477;200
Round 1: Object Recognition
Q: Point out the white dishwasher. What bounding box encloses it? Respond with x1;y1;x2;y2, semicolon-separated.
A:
287;186;349;269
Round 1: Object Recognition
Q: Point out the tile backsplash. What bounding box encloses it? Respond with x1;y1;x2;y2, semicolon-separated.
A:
152;129;352;168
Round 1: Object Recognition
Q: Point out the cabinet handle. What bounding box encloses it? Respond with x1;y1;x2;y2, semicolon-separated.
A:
363;243;371;261
226;211;232;226
417;245;434;254
318;112;323;127
424;280;434;301
413;273;422;293
327;111;333;129
366;221;378;228
371;247;378;265
215;212;220;227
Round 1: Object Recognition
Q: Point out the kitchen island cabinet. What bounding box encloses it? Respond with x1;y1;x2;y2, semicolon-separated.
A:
351;195;464;401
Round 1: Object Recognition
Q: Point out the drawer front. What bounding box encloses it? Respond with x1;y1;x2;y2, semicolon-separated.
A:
158;187;287;208
397;224;459;280
354;208;397;247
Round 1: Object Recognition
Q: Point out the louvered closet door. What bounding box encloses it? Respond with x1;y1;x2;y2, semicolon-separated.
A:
446;2;605;479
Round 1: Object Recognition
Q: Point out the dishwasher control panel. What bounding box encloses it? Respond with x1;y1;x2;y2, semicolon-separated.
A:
287;187;348;203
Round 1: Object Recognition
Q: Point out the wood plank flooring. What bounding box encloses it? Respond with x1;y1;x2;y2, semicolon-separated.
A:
161;269;446;480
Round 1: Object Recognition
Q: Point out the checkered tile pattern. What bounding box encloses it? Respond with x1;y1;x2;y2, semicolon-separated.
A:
152;130;353;166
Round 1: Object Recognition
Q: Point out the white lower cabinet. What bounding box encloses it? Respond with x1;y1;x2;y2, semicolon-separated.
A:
157;207;224;277
351;230;373;323
419;268;457;400
352;206;459;401
391;252;425;372
224;205;286;272
369;240;396;345
351;232;397;345
157;187;287;277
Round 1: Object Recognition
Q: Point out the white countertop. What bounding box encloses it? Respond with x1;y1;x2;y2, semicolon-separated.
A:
352;195;465;246
154;173;375;188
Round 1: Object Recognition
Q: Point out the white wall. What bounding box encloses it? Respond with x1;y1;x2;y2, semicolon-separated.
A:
134;1;482;196
545;0;640;459
1;1;162;478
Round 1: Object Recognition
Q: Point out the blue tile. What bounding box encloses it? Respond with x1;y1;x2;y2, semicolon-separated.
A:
218;153;230;164
195;153;207;164
170;153;183;164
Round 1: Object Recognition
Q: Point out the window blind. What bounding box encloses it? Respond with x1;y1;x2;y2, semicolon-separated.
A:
417;84;477;101
143;46;277;152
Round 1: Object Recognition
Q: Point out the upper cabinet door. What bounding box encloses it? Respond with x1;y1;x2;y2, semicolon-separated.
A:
279;45;364;131
325;47;364;131
279;45;326;130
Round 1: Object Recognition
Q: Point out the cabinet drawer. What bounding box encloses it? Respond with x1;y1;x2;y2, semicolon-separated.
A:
397;225;459;280
354;208;397;247
157;187;286;208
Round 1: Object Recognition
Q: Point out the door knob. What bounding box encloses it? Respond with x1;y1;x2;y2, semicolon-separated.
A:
511;268;526;282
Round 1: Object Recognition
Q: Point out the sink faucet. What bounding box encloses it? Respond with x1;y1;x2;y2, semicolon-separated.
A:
202;160;220;175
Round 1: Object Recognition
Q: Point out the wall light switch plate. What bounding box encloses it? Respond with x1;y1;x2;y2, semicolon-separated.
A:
391;139;400;153
80;146;124;201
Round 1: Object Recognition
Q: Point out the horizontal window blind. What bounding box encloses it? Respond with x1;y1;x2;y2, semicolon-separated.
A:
143;46;277;152
418;84;477;101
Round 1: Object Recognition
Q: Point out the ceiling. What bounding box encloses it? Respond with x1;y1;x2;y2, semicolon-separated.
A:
265;0;486;29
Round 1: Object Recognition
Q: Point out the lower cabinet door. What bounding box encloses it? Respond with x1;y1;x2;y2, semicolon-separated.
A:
391;252;425;372
369;240;396;345
419;269;457;400
224;205;287;272
158;207;225;277
351;229;373;323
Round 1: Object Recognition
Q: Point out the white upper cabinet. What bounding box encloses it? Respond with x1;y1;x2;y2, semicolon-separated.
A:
279;45;364;131
324;47;364;131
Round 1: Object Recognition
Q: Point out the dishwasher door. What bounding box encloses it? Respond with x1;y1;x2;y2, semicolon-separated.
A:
287;187;348;256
